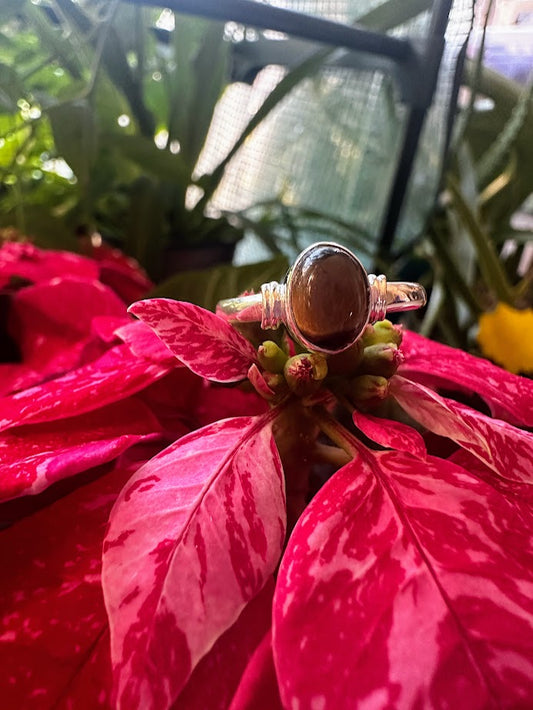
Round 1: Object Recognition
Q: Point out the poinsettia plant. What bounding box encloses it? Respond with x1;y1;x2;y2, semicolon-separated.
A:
1;252;533;708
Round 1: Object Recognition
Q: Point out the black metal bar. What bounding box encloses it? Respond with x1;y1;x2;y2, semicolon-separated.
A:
122;0;415;63
377;0;454;260
377;106;428;260
231;36;401;87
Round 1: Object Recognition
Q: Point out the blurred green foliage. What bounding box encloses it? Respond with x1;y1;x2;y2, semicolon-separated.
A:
0;0;241;276
417;58;533;350
0;0;531;350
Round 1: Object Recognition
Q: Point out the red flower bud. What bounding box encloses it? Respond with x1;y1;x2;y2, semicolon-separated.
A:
284;353;328;397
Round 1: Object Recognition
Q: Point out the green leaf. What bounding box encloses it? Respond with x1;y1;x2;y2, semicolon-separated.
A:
148;255;289;311
186;22;230;168
101;23;155;137
122;175;165;278
464;63;533;224
0;204;78;251
0;63;24;112
237;202;379;264
53;0;155;136
165;16;230;170
48;100;98;190
476;78;533;187
103;132;189;186
199;46;333;203
447;176;514;304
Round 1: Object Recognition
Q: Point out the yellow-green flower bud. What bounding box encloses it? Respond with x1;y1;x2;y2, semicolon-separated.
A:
360;320;403;348
258;340;288;373
284;353;328;397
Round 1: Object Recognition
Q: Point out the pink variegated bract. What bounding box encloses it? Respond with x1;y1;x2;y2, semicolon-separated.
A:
129;299;257;382
102;415;285;709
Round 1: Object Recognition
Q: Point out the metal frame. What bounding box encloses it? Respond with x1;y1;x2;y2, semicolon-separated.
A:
123;0;454;257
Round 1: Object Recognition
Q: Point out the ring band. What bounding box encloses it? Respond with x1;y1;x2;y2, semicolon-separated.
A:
217;242;426;355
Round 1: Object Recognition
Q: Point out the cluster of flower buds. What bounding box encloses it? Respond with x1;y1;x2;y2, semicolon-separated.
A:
252;320;403;408
340;320;404;411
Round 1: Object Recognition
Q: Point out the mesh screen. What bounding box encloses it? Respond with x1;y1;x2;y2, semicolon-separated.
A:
196;0;473;264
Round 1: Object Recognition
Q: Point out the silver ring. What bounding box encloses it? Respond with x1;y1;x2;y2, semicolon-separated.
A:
217;242;426;355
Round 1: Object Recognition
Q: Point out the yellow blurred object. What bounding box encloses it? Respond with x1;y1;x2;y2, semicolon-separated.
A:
477;303;533;374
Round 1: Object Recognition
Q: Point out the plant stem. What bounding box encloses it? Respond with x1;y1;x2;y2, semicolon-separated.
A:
513;269;533;304
272;401;319;531
452;0;495;148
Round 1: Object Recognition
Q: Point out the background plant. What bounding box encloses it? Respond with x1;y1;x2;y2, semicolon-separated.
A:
0;0;294;281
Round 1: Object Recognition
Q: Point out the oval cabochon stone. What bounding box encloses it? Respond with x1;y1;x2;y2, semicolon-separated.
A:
288;244;369;352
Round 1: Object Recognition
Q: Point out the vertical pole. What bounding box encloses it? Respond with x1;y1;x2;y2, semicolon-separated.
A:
376;0;454;264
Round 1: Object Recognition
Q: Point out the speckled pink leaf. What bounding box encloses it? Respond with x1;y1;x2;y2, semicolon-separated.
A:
102;414;286;710
0;344;171;432
352;410;426;459
176;579;275;710
128;299;257;382
0;398;161;501
400;330;533;426
10;277;126;372
391;376;533;484
229;630;283;710
0;458;138;709
274;445;533;709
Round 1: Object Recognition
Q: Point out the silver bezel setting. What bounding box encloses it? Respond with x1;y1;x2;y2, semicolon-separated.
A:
284;242;371;355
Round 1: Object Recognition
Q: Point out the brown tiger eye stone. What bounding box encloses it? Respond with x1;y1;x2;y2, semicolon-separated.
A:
288;244;369;352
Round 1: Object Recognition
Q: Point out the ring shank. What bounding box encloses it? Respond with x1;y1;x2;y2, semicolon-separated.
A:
216;293;263;323
384;281;427;312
